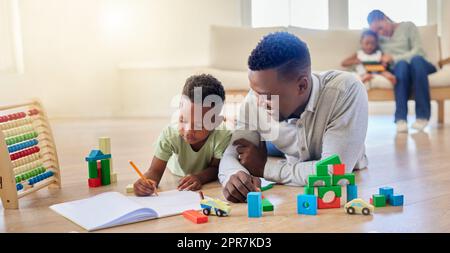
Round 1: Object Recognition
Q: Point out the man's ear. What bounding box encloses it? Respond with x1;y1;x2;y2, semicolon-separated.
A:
296;75;309;95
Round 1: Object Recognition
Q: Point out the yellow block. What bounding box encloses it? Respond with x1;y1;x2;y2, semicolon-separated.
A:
126;184;134;193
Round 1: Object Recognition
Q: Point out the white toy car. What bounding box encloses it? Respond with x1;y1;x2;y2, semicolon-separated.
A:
344;198;374;215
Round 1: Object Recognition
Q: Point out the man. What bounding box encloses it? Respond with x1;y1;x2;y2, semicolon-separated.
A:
218;32;369;203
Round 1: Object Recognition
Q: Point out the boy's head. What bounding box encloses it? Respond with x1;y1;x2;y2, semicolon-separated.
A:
247;32;311;121
179;74;225;145
360;30;379;55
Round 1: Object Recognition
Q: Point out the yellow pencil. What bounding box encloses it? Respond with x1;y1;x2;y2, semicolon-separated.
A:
128;160;158;196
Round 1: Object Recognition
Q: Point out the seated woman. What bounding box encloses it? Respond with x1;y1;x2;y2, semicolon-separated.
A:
342;30;396;86
367;10;437;133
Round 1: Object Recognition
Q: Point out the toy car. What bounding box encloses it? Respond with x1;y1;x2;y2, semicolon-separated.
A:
200;197;231;217
344;198;374;215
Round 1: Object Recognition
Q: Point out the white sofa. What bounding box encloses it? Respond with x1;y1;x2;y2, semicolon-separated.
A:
197;25;450;123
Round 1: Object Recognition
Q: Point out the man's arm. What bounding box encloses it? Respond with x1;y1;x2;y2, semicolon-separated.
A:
264;80;369;186
218;129;260;186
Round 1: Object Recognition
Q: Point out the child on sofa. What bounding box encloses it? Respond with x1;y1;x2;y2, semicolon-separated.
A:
342;30;396;86
133;74;231;196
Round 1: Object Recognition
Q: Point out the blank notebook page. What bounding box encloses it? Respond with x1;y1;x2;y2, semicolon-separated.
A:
128;190;202;218
50;191;155;231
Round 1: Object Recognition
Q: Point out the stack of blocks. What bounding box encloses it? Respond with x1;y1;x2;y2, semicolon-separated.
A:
98;137;117;183
297;154;358;215
85;150;111;187
371;186;404;207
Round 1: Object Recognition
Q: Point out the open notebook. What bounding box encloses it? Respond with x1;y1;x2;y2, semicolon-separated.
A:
50;190;201;231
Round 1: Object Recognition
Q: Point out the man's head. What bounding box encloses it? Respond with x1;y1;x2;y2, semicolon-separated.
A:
179;74;225;145
248;32;312;121
367;9;395;37
360;30;379;55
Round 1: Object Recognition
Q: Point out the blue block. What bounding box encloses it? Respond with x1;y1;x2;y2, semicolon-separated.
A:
390;195;404;206
297;194;317;215
247;192;262;218
347;184;358;202
379;187;394;202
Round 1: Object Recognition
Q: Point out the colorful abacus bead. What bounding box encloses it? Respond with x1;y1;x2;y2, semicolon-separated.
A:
16;183;23;191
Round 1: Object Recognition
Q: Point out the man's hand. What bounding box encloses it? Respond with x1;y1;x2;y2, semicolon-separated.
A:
233;138;267;177
223;171;261;203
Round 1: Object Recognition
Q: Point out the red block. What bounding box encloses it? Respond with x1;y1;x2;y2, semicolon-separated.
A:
88;178;102;187
97;161;102;185
370;198;373;205
182;210;208;224
318;196;341;209
333;164;346;175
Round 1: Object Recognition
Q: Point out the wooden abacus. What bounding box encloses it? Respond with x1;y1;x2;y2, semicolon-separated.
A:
0;99;61;209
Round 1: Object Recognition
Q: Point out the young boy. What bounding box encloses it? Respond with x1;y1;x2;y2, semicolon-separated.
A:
133;74;231;196
342;30;396;85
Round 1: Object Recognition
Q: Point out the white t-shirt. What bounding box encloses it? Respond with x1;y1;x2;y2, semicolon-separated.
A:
357;49;382;63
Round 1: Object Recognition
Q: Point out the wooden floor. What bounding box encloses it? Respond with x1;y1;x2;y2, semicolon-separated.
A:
1;116;450;233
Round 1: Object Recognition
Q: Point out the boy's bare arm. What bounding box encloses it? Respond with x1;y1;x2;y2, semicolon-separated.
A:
341;53;360;67
143;156;167;186
195;158;220;184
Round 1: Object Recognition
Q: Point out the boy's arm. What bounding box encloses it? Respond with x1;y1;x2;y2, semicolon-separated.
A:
341;53;360;67
177;158;219;190
143;156;167;186
195;158;220;184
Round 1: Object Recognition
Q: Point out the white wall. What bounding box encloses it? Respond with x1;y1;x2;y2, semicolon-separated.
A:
0;0;242;118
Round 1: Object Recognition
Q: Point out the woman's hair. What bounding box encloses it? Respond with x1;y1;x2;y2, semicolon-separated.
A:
367;9;393;24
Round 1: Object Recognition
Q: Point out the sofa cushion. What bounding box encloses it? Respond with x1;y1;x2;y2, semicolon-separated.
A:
288;26;361;71
209;26;287;71
429;66;450;87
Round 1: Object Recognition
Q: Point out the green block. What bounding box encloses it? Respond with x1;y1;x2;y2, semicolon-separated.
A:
88;161;98;179
318;185;342;199
308;175;331;187
372;194;386;207
101;159;111;185
316;165;329;176
262;198;274;212
316;154;341;167
304;186;315;195
332;174;355;185
261;184;273;192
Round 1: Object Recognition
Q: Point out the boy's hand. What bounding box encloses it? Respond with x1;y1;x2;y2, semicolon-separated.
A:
133;178;156;196
178;175;202;191
381;54;393;65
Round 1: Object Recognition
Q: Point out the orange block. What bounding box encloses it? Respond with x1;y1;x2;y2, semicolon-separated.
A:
318;196;341;209
182;210;208;224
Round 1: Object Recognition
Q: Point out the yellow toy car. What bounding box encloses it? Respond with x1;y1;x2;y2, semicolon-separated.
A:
344;198;374;215
200;198;231;217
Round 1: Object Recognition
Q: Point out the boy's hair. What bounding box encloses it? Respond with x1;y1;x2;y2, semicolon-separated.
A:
361;29;378;41
248;31;311;80
367;9;393;24
182;74;225;106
